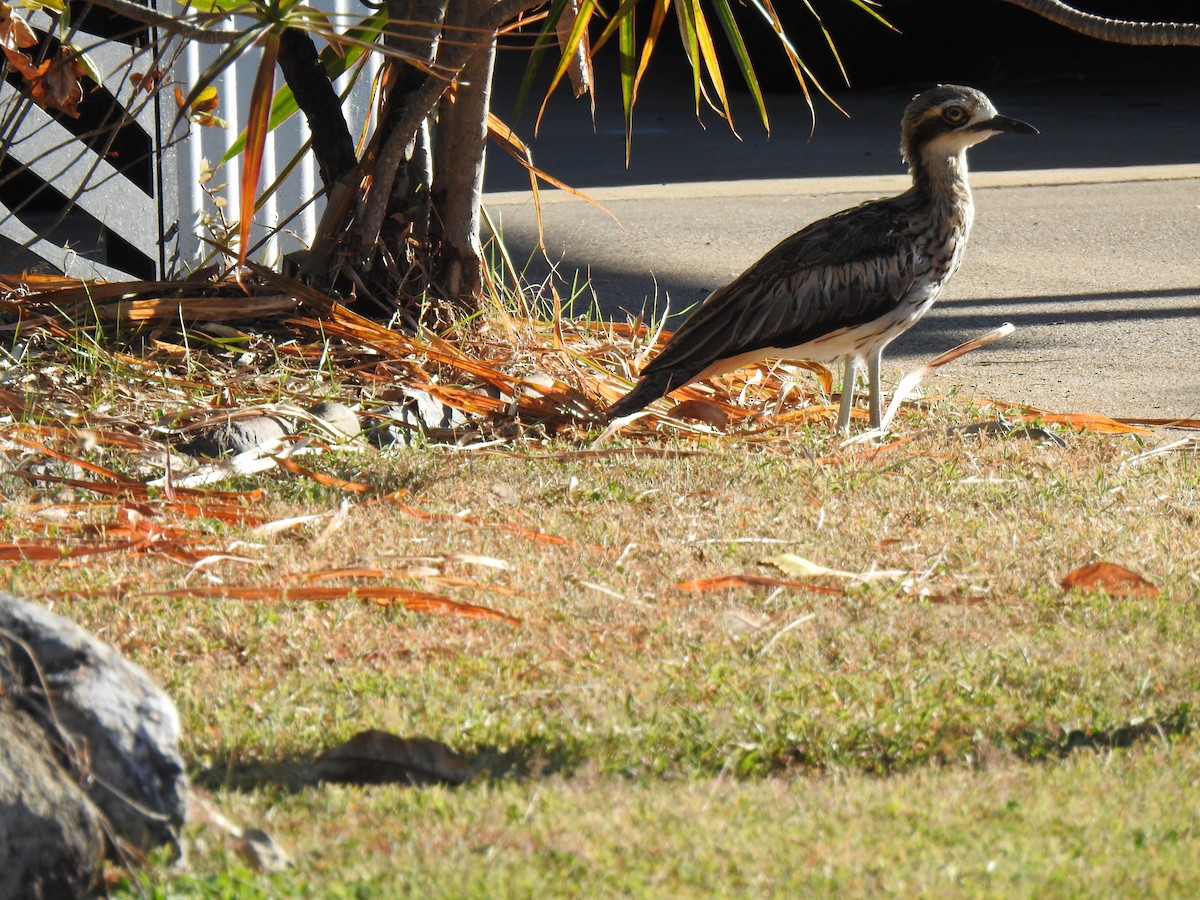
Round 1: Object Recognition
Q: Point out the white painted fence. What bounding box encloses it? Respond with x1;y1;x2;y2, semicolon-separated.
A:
0;10;173;279
173;2;381;271
0;1;380;279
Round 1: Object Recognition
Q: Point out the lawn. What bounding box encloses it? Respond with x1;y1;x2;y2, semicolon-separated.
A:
1;285;1197;895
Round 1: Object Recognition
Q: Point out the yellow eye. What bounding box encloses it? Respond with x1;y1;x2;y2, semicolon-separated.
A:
943;105;967;124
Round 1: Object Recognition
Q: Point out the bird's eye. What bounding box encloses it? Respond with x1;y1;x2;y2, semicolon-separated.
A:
943;105;967;124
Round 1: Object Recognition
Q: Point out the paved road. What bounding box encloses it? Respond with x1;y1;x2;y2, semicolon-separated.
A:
483;76;1200;423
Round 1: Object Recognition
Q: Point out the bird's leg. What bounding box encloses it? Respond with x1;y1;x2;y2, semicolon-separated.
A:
836;355;859;433
866;346;884;429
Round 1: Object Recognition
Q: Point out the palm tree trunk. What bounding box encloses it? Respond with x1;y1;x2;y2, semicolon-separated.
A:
429;0;497;306
380;0;447;294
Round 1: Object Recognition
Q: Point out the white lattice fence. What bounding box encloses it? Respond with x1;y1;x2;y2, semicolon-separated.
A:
0;1;380;279
0;8;176;278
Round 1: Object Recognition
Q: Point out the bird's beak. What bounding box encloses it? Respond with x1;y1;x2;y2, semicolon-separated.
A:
977;114;1038;136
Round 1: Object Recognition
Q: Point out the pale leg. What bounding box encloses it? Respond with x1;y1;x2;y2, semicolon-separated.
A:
836;354;859;433
866;346;883;429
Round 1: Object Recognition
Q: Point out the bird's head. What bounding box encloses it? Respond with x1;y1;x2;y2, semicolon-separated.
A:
900;84;1037;170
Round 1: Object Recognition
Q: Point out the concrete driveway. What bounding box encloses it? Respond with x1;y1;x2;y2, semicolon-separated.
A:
483;76;1200;423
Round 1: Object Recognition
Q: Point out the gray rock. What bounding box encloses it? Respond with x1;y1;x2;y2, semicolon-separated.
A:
370;387;467;448
180;415;288;457
0;595;188;853
0;703;106;898
953;418;1068;447
309;400;361;438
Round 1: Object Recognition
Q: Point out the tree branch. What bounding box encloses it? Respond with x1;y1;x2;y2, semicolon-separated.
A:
999;0;1200;46
429;0;496;301
74;0;244;44
277;28;359;187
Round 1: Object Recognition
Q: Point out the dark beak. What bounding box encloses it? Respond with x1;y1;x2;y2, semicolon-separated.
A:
977;114;1038;136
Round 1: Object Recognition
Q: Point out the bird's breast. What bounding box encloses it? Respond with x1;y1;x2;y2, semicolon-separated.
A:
915;201;973;295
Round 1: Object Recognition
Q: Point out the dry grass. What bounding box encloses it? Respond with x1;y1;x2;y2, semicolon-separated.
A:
1;275;1199;895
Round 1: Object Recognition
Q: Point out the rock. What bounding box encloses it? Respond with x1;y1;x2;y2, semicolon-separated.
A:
952;418;1068;447
180;415;288;457
370;387;467;448
0;703;106;898
518;371;557;393
0;594;188;854
367;411;410;448
308;400;361;438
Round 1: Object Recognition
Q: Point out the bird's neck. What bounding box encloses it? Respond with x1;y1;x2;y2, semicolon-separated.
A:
910;148;974;236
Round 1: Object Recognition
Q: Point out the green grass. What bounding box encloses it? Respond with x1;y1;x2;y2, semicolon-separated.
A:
136;742;1200;897
2;327;1199;895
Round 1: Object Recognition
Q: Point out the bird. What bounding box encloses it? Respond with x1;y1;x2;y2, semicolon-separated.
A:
607;84;1037;431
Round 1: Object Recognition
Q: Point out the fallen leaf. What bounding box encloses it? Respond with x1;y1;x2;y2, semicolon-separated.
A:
759;612;818;656
379;493;577;549
271;455;368;492
309;498;352;548
668;398;730;429
865;323;1016;434
676;574;842;595
722;609;771;636
250;513;328;536
490;482;520;505
1061;562;1159;599
445;553;510;571
0;538;147;560
153;584;521;625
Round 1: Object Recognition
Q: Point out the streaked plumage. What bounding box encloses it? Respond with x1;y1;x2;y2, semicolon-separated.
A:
608;85;1037;431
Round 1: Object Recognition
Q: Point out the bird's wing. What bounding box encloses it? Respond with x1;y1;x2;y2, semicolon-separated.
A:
641;196;926;378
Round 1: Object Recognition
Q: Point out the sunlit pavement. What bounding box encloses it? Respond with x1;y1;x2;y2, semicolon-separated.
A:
484;74;1200;423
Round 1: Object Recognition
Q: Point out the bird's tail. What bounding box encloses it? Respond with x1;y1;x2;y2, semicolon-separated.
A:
605;371;679;421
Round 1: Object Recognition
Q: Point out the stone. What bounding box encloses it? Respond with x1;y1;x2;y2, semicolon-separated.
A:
180;415;288;457
370;387;467;448
309;400;361;438
0;703;106;898
0;594;188;853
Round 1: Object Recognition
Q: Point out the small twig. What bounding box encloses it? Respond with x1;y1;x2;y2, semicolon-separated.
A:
1120;436;1200;470
758;612;816;657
